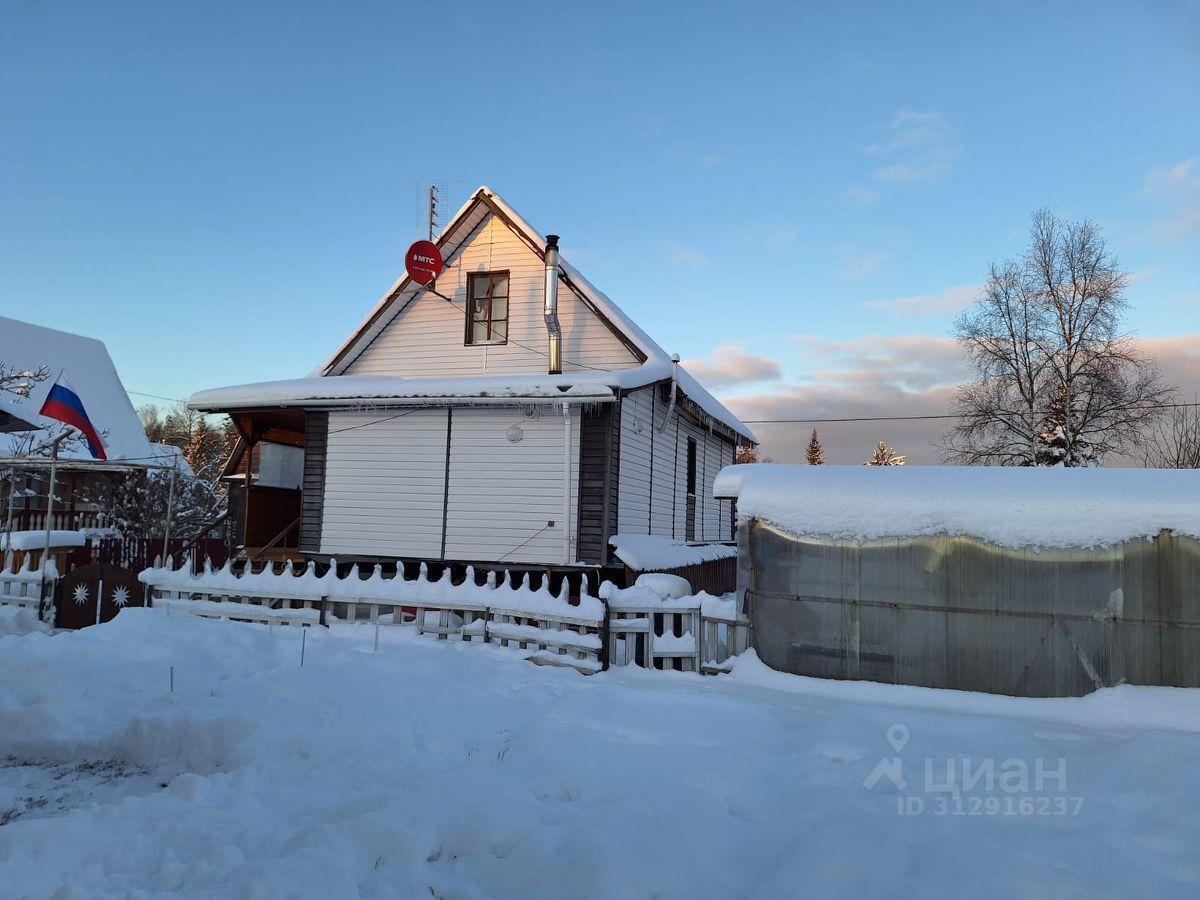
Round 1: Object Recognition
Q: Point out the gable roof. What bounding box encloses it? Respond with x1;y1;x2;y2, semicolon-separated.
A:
0;316;158;461
190;187;754;443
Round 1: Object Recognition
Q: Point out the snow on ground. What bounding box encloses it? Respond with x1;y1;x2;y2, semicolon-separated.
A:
2;611;1200;898
716;463;1200;548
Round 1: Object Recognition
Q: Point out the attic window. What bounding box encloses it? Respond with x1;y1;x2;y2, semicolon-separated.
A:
465;271;509;345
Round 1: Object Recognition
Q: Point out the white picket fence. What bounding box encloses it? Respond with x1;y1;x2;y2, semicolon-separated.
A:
0;558;58;611
138;558;747;675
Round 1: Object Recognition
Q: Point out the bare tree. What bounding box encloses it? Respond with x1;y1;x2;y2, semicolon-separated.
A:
945;210;1172;466
0;363;49;399
137;403;235;482
1141;403;1200;469
864;441;905;466
806;429;826;465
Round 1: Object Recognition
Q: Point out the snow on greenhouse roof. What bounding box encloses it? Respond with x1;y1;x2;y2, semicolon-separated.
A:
714;464;1200;549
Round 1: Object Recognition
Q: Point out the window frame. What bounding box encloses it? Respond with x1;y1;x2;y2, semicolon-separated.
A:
463;270;511;346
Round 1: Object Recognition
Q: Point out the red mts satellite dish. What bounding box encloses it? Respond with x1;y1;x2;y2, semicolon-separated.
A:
405;240;443;285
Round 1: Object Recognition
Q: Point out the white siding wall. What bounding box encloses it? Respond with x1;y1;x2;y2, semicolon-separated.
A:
342;214;639;377
443;406;579;565
617;389;653;534
320;406;580;565
650;390;679;537
702;432;723;541
618;386;735;542
321;409;449;558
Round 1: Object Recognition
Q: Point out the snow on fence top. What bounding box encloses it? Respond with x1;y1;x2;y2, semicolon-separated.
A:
1;530;86;552
714;463;1200;550
139;558;606;622
1;554;58;580
609;534;736;571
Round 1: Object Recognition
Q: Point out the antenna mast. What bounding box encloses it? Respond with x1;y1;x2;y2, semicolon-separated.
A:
427;183;440;240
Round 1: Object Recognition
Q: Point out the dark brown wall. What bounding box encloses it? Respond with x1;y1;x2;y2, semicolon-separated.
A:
300;412;328;553
576;404;617;565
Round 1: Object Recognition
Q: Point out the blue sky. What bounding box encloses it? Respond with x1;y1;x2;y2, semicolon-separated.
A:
2;0;1198;461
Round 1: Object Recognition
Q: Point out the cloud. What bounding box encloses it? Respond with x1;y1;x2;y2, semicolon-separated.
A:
861;284;979;317
682;342;782;389
1142;159;1200;243
836;245;890;280
864;108;960;186
1137;334;1200;393
723;334;966;465
717;332;1200;466
660;242;708;265
1145;159;1200;195
872;161;954;185
1149;204;1200;243
764;226;799;247
847;186;881;206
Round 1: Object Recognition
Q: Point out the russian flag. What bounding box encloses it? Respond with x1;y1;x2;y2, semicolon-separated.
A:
39;374;107;460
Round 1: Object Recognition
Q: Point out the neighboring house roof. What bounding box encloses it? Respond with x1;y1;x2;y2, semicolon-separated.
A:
0;392;40;433
0;316;157;462
190;187;755;443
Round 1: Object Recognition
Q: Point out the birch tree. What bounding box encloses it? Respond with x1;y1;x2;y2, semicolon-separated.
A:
1141;403;1200;469
944;210;1171;466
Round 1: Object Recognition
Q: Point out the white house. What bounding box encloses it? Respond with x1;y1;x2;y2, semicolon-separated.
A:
190;187;755;569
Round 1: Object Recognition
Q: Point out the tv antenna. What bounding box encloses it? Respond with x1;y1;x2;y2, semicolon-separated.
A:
416;180;450;240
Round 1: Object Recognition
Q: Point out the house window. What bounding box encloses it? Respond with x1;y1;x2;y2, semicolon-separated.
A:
465;272;509;345
686;438;697;495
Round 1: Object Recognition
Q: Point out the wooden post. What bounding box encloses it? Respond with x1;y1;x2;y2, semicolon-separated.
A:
243;439;255;556
161;463;177;565
38;434;68;622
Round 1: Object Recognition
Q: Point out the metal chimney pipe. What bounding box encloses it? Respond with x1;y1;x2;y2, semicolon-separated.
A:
544;235;562;375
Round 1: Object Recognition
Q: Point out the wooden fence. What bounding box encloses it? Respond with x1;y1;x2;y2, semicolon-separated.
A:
139;560;746;676
0;559;56;611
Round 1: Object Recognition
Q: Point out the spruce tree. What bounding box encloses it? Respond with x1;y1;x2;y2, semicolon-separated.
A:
805;429;826;465
864;441;906;466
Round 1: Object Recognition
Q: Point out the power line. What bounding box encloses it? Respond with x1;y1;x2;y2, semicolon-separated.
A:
326;409;422;435
742;401;1200;426
129;390;187;404
431;290;616;373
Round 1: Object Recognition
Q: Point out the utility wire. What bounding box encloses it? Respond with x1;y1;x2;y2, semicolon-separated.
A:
129;390;188;404
496;522;553;562
326;409;423;435
741;401;1200;426
430;290;617;373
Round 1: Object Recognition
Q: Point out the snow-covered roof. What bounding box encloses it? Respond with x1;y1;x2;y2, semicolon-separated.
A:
714;464;1200;549
0;317;156;463
190;374;618;410
0;392;40;433
609;533;737;571
300;187;754;442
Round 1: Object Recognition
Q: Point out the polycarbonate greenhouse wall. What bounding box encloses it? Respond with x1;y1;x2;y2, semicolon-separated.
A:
739;520;1200;697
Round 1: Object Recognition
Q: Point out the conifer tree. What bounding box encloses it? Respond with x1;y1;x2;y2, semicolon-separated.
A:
805;429;826;465
864;441;906;466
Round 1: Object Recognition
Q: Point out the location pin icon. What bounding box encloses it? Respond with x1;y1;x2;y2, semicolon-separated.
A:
886;724;909;753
